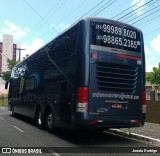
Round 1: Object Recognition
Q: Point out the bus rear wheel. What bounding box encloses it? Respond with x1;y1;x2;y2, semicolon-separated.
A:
46;110;56;133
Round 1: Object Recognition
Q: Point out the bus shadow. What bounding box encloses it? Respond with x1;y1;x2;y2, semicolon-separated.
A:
10;114;135;146
52;128;134;146
9;114;35;125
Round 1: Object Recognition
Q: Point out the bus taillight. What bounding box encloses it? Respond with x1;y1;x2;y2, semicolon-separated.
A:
77;87;88;113
141;91;146;113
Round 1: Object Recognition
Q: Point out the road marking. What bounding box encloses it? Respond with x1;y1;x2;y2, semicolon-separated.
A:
0;117;5;120
13;126;24;133
51;152;61;156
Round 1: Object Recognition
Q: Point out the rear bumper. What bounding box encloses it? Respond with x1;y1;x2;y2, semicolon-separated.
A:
74;113;145;129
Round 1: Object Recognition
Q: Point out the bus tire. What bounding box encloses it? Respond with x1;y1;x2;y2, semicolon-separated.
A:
36;109;44;129
46;109;56;133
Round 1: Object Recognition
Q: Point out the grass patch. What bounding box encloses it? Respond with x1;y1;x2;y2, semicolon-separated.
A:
0;101;8;107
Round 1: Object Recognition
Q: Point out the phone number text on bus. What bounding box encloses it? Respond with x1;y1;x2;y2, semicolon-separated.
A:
95;23;141;50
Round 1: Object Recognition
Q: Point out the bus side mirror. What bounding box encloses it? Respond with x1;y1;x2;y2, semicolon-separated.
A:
5;79;10;90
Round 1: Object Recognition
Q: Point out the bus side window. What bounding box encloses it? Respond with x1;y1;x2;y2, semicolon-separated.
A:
46;25;78;63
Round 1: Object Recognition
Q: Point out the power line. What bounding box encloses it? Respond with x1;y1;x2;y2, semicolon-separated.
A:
56;0;87;23
76;0;106;21
21;0;62;43
22;0;105;45
130;7;160;25
136;12;160;27
44;0;117;42
90;0;118;17
23;0;59;34
22;0;159;48
67;0;116;30
42;0;87;41
38;29;53;41
145;27;160;36
115;0;160;37
22;0;70;44
126;3;160;24
122;0;160;22
117;0;154;20
53;0;107;34
111;0;142;19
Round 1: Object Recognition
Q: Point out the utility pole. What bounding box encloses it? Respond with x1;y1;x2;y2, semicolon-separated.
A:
16;48;26;62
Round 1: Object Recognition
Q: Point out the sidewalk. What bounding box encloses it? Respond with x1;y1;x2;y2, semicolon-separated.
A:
109;122;160;146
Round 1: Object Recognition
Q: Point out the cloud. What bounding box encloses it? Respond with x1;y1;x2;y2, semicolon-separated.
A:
145;35;160;72
150;34;160;53
146;61;160;72
20;38;44;60
145;46;152;56
0;35;2;41
51;23;71;31
146;64;153;72
1;20;30;40
144;46;155;71
60;24;71;29
131;0;145;15
146;56;156;72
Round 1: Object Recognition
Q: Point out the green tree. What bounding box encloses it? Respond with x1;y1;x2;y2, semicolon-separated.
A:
146;63;160;88
0;59;18;81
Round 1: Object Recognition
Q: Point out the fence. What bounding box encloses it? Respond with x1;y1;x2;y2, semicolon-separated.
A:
146;91;160;124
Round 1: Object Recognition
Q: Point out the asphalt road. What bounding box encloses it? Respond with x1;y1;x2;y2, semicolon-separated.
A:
0;107;159;156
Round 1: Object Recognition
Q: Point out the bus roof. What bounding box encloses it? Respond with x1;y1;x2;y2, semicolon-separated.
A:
16;17;141;67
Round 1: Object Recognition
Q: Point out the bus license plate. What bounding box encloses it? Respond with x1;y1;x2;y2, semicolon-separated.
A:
111;104;123;109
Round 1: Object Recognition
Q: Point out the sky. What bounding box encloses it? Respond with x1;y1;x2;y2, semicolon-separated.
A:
0;0;160;72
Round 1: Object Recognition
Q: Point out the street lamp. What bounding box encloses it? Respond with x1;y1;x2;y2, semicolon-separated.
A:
15;48;26;62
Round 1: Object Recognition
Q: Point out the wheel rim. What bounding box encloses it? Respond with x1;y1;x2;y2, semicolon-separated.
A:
47;113;53;128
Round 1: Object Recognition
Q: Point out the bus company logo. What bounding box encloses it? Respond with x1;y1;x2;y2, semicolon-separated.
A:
2;148;11;153
28;72;41;88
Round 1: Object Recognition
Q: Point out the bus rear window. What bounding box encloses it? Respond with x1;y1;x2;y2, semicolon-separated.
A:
90;21;142;53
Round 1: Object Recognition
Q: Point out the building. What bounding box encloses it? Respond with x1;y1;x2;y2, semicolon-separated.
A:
0;34;17;73
0;34;20;95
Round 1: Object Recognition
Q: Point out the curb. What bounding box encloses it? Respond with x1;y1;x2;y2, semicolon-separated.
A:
108;129;160;146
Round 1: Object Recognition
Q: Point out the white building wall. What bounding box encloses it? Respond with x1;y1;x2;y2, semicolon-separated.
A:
2;34;13;72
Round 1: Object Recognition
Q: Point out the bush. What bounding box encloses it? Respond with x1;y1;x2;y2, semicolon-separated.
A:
0;101;8;107
0;94;5;100
0;94;8;107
